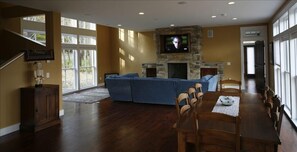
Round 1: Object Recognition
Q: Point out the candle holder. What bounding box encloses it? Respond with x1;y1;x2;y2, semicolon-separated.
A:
33;62;44;87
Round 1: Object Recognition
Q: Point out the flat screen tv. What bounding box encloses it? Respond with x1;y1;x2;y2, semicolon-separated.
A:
160;34;190;53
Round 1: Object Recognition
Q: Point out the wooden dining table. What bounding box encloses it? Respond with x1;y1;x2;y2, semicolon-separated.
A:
175;92;281;152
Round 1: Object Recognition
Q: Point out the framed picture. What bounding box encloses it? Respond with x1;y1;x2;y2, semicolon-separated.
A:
269;42;274;65
24;49;54;61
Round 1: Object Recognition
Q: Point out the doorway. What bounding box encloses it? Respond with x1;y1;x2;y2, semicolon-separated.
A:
240;26;267;93
244;45;256;78
243;41;265;92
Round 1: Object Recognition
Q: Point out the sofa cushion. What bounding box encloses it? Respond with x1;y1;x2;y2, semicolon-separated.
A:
105;77;133;101
131;78;177;105
201;75;219;92
121;73;139;78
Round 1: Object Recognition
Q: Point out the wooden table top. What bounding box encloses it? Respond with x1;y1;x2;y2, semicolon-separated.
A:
176;92;281;144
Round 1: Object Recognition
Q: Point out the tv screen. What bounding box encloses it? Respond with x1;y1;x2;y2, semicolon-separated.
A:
161;34;189;53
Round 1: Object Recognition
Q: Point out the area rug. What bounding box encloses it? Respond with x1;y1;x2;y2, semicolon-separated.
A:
63;87;110;104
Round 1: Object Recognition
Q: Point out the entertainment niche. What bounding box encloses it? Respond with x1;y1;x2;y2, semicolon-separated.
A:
155;25;202;79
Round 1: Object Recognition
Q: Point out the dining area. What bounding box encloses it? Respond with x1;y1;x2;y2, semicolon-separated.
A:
175;80;282;152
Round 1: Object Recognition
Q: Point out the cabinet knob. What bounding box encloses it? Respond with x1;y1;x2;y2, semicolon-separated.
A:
35;109;38;112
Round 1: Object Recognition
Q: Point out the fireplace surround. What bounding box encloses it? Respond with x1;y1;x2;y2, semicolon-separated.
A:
155;25;202;79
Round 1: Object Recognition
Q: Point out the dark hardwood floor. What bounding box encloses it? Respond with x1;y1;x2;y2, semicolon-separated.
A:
0;80;297;152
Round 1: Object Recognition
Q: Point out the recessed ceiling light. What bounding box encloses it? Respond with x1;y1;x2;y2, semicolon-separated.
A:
232;18;238;20
139;12;144;15
170;24;175;27
118;24;122;27
211;15;217;18
228;1;235;5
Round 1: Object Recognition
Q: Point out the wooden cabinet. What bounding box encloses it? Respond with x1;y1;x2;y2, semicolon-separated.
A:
20;84;60;132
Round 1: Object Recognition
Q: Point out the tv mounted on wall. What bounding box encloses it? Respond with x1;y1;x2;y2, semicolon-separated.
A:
160;34;190;53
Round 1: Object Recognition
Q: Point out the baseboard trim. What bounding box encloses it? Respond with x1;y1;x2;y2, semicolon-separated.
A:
0;123;20;137
0;110;64;137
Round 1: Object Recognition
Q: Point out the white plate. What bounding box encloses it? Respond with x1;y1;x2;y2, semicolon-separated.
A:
220;96;234;106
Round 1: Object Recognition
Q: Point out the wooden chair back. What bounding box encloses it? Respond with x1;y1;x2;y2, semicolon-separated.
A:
271;95;284;135
188;87;197;99
220;79;241;96
195;83;203;93
193;112;241;152
263;86;275;116
175;93;190;119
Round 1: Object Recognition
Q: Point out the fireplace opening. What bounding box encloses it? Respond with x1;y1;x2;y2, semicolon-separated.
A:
168;63;187;79
146;68;157;77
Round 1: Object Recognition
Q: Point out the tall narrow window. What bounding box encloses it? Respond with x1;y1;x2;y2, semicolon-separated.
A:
62;49;77;93
280;40;292;113
79;50;97;89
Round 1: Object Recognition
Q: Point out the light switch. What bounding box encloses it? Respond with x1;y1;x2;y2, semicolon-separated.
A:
46;72;50;78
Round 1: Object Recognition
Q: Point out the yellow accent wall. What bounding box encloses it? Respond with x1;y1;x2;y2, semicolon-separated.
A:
0;58;31;128
202;26;241;81
0;11;62;130
110;28;157;75
97;25;112;84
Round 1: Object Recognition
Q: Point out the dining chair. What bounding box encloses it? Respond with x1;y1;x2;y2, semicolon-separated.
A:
174;93;196;144
220;79;241;96
263;86;275;116
271;95;284;136
175;93;190;120
193;112;241;152
188;87;196;98
195;82;203;93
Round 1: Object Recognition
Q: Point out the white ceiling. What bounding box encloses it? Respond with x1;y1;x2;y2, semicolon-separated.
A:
1;0;286;31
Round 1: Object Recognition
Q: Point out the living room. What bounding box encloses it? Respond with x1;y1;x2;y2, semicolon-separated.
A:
1;0;297;151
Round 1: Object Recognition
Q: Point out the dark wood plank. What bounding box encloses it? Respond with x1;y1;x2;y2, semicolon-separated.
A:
0;93;296;152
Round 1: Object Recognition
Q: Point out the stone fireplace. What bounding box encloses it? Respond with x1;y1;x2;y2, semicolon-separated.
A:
155;25;202;79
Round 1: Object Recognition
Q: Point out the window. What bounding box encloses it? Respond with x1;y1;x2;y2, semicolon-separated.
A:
61;17;77;27
79;35;96;45
274;0;297;127
23;15;45;23
23;30;46;44
280;12;289;33
273;20;279;36
62;33;78;44
79;50;97;89
289;3;297;27
79;21;96;30
280;40;291;112
62;49;77;93
61;17;97;93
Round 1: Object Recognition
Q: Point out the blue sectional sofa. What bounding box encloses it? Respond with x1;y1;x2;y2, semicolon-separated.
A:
105;73;218;105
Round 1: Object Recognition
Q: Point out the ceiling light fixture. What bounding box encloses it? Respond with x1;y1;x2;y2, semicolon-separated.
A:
170;24;175;27
138;12;144;15
228;1;235;5
118;24;122;27
232;18;238;20
211;15;217;18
